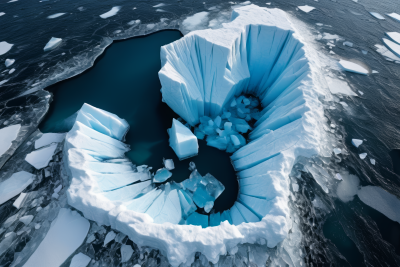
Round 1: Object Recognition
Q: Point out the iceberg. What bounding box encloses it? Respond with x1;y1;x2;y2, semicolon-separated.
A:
338;60;368;75
0;171;34;205
0;124;21;157
0;41;13;55
351;139;363;147
298;5;315;13
168;119;198;160
70;253;91;267
43;37;62;52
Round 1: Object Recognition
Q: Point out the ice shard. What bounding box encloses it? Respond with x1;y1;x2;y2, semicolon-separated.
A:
168;118;198;160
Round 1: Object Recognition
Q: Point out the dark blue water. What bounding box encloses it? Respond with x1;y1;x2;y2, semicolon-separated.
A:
39;30;238;213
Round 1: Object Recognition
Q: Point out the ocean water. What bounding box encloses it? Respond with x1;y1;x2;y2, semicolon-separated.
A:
1;0;400;266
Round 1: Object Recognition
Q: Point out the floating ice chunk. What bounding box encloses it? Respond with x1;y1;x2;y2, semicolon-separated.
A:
100;6;121;19
47;13;65;19
70;253;91;267
372;70;379;74
0;41;13;55
325;77;357;96
333;148;341;154
385;32;400;44
5;58;15;67
186;212;208;228
292;183;299;192
153;3;165;7
103;231;116;246
370;12;385;20
121;244;134;263
336;173;359;202
351;139;363;147
0;12;4;16
0;124;21;157
25;143;57;169
43;37;62;52
343;41;353;47
13;192;27;209
335;173;343;181
298;5;315;13
24;209;89;267
52;192;59;199
35;132;66;149
386;12;400;22
322;33;341;40
374;44;400;62
19;215;33;225
153;168;172;183
181;12;209;32
382;38;400;57
0;79;8;86
370;158;376;165
168;119;198;160
204;201;214;213
163;158;174;170
54;184;62;194
0;171;34;205
359;153;367;159
358;186;400;223
339;60;368;75
8;68;15;74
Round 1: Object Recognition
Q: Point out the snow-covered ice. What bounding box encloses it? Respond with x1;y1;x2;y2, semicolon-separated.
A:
337;173;360;202
99;7;121;19
121;244;134;262
5;58;15;67
385;32;400;45
0;124;21;157
23;208;89;267
370;12;385;20
168;119;198;160
298;5;315;13
69;253;91;267
181;12;209;32
103;231;116;246
338;60;368;75
43;37;62;52
47;13;65;19
382;38;400;57
351;139;363;147
35;132;66;149
0;41;13;55
325;77;357;96
25;143;57;169
0;171;34;205
387;12;400;22
359;152;367;159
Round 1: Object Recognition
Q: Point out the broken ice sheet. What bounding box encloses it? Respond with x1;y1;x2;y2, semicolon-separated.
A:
99;6;121;19
382;38;400;58
0;41;13;55
70;252;91;267
325;77;357;96
0;124;21;157
35;132;66;149
0;171;34;205
338;60;368;75
25;143;57;169
351;139;363;147
369;12;385;20
43;37;62;52
153;168;172;183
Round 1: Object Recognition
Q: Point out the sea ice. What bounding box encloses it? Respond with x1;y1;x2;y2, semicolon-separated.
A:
336;173;360;202
0;12;4;16
359;153;367;159
333;148;341;154
358;186;400;223
25;143;57;169
351;139;363;147
99;7;121;19
103;231;116;246
153;3;165;7
24;209;90;267
8;68;15;74
0;41;13;55
343;41;353;47
43;37;62;52
382;38;400;57
168;119;198;160
47;13;65;19
181;11;209;32
0;124;21;157
70;253;91;267
121;244;134;262
0;171;34;205
13;192;27;209
369;12;385;20
385;32;400;44
298;5;315;13
186;212;208;228
5;58;15;67
387;12;400;22
325;77;357;96
374;44;400;62
338;60;368;75
370;158;376;165
35;132;66;149
153;168;172;183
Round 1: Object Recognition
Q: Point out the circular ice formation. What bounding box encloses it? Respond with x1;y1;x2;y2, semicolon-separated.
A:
63;5;325;266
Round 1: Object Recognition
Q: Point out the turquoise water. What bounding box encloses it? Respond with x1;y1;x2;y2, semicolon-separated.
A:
39;30;238;213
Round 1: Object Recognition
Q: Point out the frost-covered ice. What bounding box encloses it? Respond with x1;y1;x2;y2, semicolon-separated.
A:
99;7;121;19
43;37;62;52
386;32;400;45
153;168;172;183
13;192;27;209
47;13;65;19
181;12;209;32
25;143;57;169
358;186;400;223
298;5;315;13
0;124;21;157
5;58;15;67
168;119;198;160
351;139;363;147
69;253;91;267
0;171;34;205
325;77;357;96
382;38;400;57
0;41;13;55
35;132;66;149
387;12;400;22
338;60;368;75
23;208;89;267
369;12;385;20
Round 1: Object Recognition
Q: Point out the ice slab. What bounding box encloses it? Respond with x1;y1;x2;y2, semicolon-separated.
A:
351;139;363;147
19;215;33;225
336;173;360;202
168;119;198;160
70;253;91;267
370;12;385;20
99;6;121;19
298;5;315;13
339;60;368;75
0;171;34;205
325;77;357;96
25;143;57;169
35;133;66;149
103;231;116;246
382;38;400;57
153;168;172;183
375;44;400;62
181;12;209;32
43;37;62;52
153;189;182;224
0;124;21;157
0;12;4;16
186;212;208;228
387;12;400;22
121;244;134;263
0;41;13;55
385;32;400;45
359;152;367;159
13;192;27;209
24;208;90;267
5;58;15;67
47;13;65;19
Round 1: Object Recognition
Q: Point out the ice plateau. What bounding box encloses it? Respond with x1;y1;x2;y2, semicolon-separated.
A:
63;5;326;266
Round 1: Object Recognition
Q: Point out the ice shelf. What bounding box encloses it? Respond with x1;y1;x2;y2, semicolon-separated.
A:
63;5;325;266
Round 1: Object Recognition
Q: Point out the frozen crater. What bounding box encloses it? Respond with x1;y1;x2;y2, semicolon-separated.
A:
63;4;324;266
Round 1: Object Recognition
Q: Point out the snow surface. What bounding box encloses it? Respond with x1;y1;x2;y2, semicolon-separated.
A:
0;41;13;55
43;37;62;52
99;7;121;19
35;132;66;149
387;12;400;22
0;171;34;205
0;124;21;157
23;208;90;267
63;5;327;266
386;32;400;45
338;60;368;75
25;143;57;169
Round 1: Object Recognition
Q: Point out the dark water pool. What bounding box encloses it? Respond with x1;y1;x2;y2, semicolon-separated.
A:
39;30;238;213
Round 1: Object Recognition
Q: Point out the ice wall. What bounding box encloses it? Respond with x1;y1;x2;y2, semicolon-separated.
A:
63;5;325;266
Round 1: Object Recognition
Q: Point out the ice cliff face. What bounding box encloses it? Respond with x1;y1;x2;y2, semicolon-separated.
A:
63;4;325;266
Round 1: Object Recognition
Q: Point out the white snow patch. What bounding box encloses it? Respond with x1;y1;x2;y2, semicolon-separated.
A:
44;37;62;52
0;41;13;55
99;6;121;19
153;3;165;7
0;124;21;157
336;173;360;202
35;133;66;149
298;5;315;13
370;158;376;165
0;171;34;205
351;139;363;147
25;143;58;169
339;60;368;75
47;13;65;19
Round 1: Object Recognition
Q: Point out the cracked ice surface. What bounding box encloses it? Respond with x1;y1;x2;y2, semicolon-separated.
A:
63;5;326;266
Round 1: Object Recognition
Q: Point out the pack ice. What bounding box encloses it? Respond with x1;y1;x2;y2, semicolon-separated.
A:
63;5;325;266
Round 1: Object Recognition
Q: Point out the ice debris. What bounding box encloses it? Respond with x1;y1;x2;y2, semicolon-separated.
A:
0;41;13;55
25;143;57;169
0;124;21;157
338;60;368;75
298;5;315;13
19;215;34;225
386;12;400;22
43;37;62;52
163;158;174;170
5;58;15;67
70;253;91;267
35;132;66;149
0;12;4;16
351;139;363;147
100;6;121;19
168;118;198;160
0;171;34;205
153;168;172;183
370;12;385;20
103;231;116;246
13;192;27;209
181;11;209;33
343;41;353;47
382;38;400;57
47;13;65;19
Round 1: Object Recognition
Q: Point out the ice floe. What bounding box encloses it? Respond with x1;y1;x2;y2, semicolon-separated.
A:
47;13;65;19
325;77;357;96
0;171;34;205
43;37;62;52
385;32;400;44
336;173;360;202
375;44;400;62
23;208;89;267
25;143;57;169
351;139;363;147
369;12;385;20
0;12;4;16
5;58;15;67
181;12;209;33
121;244;134;262
35;132;66;149
382;38;400;57
70;253;91;267
359;152;367;159
298;5;315;13
387;12;400;22
0;41;13;55
168;119;198;160
99;6;121;19
0;124;21;157
163;158;174;170
338;59;368;75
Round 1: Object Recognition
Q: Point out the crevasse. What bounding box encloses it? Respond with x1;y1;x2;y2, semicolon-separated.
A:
63;5;325;266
